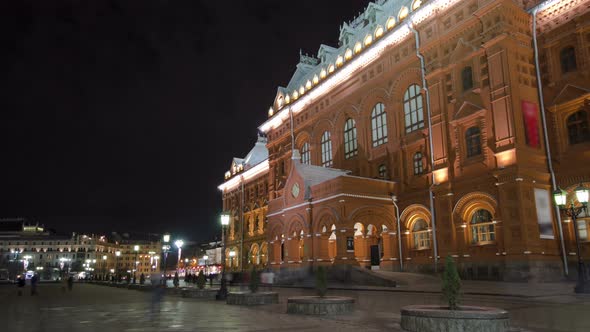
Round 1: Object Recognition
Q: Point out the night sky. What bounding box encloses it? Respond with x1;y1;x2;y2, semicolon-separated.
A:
2;0;367;243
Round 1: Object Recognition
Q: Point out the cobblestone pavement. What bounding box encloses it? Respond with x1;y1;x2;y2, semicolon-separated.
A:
1;283;387;332
2;283;590;332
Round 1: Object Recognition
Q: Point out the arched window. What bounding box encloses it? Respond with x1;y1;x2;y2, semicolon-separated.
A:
371;103;388;147
301;142;311;164
560;46;577;73
321;131;333;167
465;126;482;157
567;110;589;145
413;152;423;175
462;66;473;91
471;209;495;244
404;84;424;133
378;164;387;179
343;118;358;159
412;219;430;249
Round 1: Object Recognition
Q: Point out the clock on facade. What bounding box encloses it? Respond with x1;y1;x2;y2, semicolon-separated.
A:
291;183;300;198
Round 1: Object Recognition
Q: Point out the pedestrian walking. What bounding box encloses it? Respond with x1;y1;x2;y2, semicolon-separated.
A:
67;275;74;291
17;276;25;296
30;273;38;296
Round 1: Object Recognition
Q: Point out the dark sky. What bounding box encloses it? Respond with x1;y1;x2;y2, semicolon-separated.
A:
1;0;368;243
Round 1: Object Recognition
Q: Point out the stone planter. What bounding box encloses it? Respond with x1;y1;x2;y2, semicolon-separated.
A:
400;305;509;332
226;292;279;305
287;296;354;315
181;288;218;299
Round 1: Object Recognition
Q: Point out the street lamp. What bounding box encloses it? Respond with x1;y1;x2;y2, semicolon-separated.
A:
553;184;590;293
162;233;171;283
175;240;184;273
203;255;209;275
115;250;121;282
102;255;108;280
217;212;230;300
133;245;140;284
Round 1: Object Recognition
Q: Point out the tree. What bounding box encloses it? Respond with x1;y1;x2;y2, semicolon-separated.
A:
196;271;206;289
315;266;328;297
442;256;462;310
249;268;260;293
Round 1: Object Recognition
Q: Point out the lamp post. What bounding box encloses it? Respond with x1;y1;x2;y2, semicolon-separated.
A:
217;212;230;300
115;250;121;282
102;255;107;280
553;184;590;293
175;240;184;274
162;233;171;284
203;255;209;275
133;245;140;284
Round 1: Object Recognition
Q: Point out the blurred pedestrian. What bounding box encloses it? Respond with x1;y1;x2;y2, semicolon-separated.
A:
31;273;38;296
17;275;25;296
67;275;74;291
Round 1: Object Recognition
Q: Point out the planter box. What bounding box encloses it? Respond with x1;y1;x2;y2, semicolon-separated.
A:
181;288;218;299
400;305;509;332
226;292;279;305
287;296;354;315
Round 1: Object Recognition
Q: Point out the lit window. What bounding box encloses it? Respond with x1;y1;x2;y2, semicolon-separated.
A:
354;42;362;54
371;103;388;147
343;118;358;159
465;126;482;157
345;48;353;60
336;55;344;67
560;46;577;73
375;26;384;38
321;131;333;167
462;66;473;91
378;164;387;179
411;0;422;10
313;75;319;85
413;152;423;175
412;219;430;249
399;6;409;20
567;110;590;145
301;142;311;165
320;68;327;78
577;219;589;241
471;209;495;244
404;84;424;133
328;64;335;73
268;107;274;117
386;17;396;30
364;35;373;46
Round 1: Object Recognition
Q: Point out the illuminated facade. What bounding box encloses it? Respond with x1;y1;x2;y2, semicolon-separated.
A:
220;0;590;281
219;136;270;272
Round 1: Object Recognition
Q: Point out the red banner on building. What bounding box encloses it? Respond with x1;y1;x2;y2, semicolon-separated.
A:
522;101;540;148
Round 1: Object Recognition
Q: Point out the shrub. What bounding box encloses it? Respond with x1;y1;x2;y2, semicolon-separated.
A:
315;266;328;297
442;255;462;310
249;268;260;293
196;271;206;289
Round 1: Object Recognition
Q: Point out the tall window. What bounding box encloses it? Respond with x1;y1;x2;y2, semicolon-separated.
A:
412;219;430;249
567;110;589;145
378;164;387;179
560;46;577;73
413;152;423;175
371;103;388;147
343;118;358;159
471;209;495;244
465;126;482;157
404;84;424;133
462;66;473;91
301;142;311;164
321;131;333;167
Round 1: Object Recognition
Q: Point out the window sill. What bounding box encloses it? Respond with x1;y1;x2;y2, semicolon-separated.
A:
469;242;497;247
411;247;431;251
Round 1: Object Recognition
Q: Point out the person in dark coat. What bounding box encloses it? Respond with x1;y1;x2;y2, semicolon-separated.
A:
17;276;25;296
67;276;74;291
31;274;38;295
